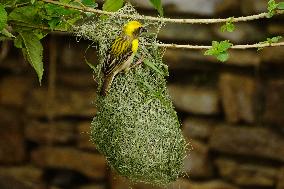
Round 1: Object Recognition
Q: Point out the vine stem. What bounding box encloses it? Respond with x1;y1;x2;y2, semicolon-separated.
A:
41;0;284;24
157;42;284;49
11;23;284;50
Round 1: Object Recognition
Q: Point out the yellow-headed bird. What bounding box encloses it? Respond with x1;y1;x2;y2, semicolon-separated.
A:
100;21;147;96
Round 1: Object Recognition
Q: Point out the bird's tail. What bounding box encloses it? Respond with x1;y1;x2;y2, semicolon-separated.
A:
100;74;115;96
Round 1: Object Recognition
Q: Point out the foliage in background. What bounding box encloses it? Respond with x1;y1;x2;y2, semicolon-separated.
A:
0;0;283;81
0;0;163;83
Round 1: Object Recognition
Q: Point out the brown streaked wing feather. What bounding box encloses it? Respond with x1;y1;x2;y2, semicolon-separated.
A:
103;38;132;76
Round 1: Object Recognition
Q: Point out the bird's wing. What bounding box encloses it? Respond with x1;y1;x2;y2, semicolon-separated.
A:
103;37;133;76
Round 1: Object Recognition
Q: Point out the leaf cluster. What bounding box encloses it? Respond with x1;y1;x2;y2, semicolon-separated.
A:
268;0;284;17
0;0;163;84
204;40;232;62
258;36;283;50
220;17;235;33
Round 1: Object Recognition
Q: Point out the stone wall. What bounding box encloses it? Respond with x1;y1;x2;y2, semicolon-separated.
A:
0;1;284;189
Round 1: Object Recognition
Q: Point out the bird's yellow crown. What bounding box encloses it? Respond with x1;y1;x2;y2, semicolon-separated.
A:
123;21;143;36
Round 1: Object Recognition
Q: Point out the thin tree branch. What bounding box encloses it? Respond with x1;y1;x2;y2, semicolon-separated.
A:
157;42;284;49
41;0;284;24
11;22;284;50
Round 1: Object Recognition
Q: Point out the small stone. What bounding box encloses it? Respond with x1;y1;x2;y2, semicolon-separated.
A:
31;147;106;180
0;166;42;185
277;168;284;189
170;178;239;189
0;116;26;164
183;117;215;140
25;120;76;144
79;184;106;189
0;175;35;189
268;24;284;35
240;0;267;15
164;49;260;70
210;125;284;162
184;140;213;178
219;73;257;123
263;79;284;126
215;158;277;187
58;71;97;88
159;24;214;43
0;75;33;106
77;122;97;151
26;88;96;118
261;46;284;64
214;0;239;15
168;85;220;115
131;0;224;16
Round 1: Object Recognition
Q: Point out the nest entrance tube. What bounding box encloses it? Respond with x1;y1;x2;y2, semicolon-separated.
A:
75;4;187;186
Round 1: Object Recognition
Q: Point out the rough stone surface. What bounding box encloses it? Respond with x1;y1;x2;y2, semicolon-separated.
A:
79;184;106;189
168;85;220;115
159;24;215;42
0;109;26;164
111;176;238;189
215;158;277;186
210;125;284;162
277;167;284;189
183;117;215;140
170;179;239;189
25;120;76;144
164;49;260;70
0;166;42;185
31;147;106;179
58;71;97;88
77;122;97;151
0;75;33;106
240;0;267;15
263;80;284;126
261;47;284;64
219;73;257;123
268;24;284;35
26;88;96;117
0;175;36;189
183;140;213;178
131;0;223;16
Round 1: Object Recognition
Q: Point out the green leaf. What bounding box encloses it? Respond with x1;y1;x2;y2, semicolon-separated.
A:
102;0;123;12
143;58;165;76
19;31;44;84
268;0;278;17
204;40;232;62
8;6;40;25
278;2;284;9
1;28;15;38
48;18;61;30
218;40;232;51
14;35;23;48
217;52;229;62
149;0;164;16
81;0;97;8
268;36;282;43
221;18;235;32
0;4;7;31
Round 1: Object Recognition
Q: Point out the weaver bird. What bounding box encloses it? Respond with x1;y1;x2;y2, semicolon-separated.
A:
100;21;147;96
